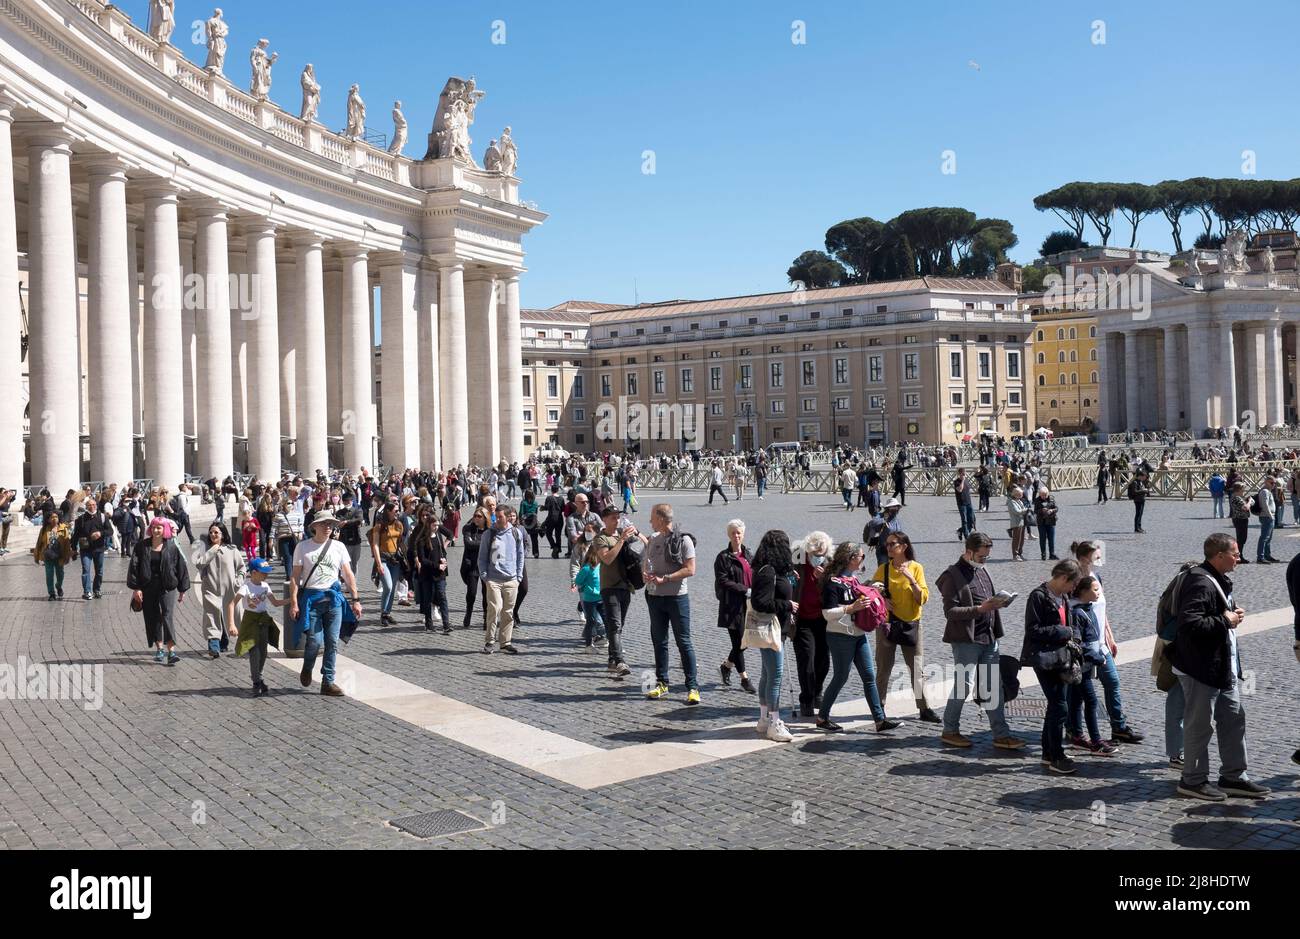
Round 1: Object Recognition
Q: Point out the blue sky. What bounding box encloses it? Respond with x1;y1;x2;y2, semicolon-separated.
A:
137;1;1300;308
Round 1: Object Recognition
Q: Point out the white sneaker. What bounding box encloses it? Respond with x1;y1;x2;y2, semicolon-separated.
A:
766;719;794;743
756;716;770;735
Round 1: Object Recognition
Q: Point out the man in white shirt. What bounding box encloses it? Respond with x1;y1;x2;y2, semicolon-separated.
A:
289;511;363;697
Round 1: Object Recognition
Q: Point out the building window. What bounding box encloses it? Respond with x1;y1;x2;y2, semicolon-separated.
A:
574;408;585;422
770;400;785;414
1009;391;1021;406
904;393;920;409
524;433;533;446
575;433;585;445
1009;420;1021;434
564;331;573;340
1083;398;1091;408
907;422;919;436
710;403;723;416
869;355;883;383
904;353;918;381
600;375;611;397
653;370;665;395
573;374;584;399
1007;351;1020;379
1036;330;1044;341
690;323;700;331
609;330;619;338
1037;352;1045;364
522;374;532;398
1071;373;1078;384
834;396;850;411
748;317;758;325
770;362;784;388
1090;348;1097;361
1090;371;1098;383
1069;327;1077;339
769;345;782;354
635;328;645;336
951;391;964;407
1089;325;1097;338
627;373;638;395
1050;399;1058;409
1038;375;1045;386
523;409;533;423
867;338;881;346
718;320;728;329
709;350;721;358
950;351;962;379
978;334;989;343
627;357;637;364
778;314;789;323
834;340;848;349
653;355;664;363
680;368;693;393
979;391;992;406
1057;328;1065;340
548;409;560;423
903;335;918;344
802;361;815;386
837;425;850;437
995;303;1006;311
739;348;751;356
810;311;820;320
965;302;975;311
662;325;671;334
876;305;887;314
1069;350;1077;362
1058;373;1066;385
834;358;848;384
803;398;817;413
869;395;885;410
1058;351;1066;363
547;375;559;398
949;334;960;342
709;367;721;391
801;343;813;352
740;364;752;389
978;351;990;379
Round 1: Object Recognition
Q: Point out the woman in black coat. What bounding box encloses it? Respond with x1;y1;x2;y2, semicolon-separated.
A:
1020;558;1082;774
458;506;490;630
715;519;755;694
127;517;191;665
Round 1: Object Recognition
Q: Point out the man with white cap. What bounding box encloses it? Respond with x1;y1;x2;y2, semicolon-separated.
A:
289;510;363;696
865;498;904;568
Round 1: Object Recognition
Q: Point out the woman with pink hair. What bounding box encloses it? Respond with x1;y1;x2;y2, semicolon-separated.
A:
127;516;191;665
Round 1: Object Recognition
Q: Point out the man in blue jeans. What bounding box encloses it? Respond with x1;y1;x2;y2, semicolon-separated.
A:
70;499;113;600
935;532;1025;751
1255;478;1279;563
289;512;363;697
642;503;701;706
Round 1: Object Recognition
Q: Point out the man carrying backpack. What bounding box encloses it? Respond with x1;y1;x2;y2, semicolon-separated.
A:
1166;533;1267;801
642;503;701;705
596;506;644;680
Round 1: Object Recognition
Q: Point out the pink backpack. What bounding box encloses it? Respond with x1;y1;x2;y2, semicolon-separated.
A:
837;576;889;633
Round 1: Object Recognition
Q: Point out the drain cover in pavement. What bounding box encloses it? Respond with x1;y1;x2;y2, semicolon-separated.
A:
388;809;488;839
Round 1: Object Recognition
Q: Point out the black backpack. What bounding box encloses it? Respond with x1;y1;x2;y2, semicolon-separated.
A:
619;540;645;591
665;529;695;566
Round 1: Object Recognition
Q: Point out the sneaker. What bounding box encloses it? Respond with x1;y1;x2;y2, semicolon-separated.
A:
1177;781;1226;802
594;638;607;648
1218;778;1269;799
1081;740;1118;757
82;592;92;601
646;682;669;700
875;718;902;732
93;591;102;600
756;715;770;735
47;595;56;602
300;662;313;687
582;642;595;653
482;643;496;654
257;682;270;697
166;652;179;666
501;644;519;655
917;707;942;724
993;736;1027;751
153;649;166;664
1067;733;1089;750
766;719;794;743
941;732;973;748
1110;727;1144;744
685;689;701;706
440;624;452;635
613;662;631;679
1169;756;1185;771
816;718;843;733
1049;757;1077;775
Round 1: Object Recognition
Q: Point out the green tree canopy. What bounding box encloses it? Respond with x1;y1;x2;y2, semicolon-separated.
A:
786;250;845;288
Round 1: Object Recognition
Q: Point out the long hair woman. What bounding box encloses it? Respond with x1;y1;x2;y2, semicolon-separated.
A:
459;506;490;630
747;529;798;741
873;530;940;723
195;521;245;658
408;505;452;633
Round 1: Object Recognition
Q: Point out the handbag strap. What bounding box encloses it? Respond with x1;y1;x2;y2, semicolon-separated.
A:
298;540;332;589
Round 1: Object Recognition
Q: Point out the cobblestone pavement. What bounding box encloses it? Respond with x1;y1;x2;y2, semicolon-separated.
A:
0;489;1296;849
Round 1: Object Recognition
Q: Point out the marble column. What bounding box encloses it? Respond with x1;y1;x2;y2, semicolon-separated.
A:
323;258;342;439
417;262;441;470
295;234;329;475
0;100;21;489
243;221;281;481
1123;330;1140;432
229;239;248;445
1243;323;1268;429
1161;326;1182;430
127;221;142;446
497;273;525;464
179;225;196;472
339;246;375;473
276;251;297;458
465;272;500;466
438;260;469;468
27;130;81;493
141;183;185;488
85;158;134;485
193;200;233;482
1266;321;1284;430
1187;321;1213;436
379;255;421;470
1214;321;1238;431
1093;326;1109;434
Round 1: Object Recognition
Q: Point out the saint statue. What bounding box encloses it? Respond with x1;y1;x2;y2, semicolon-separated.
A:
483;139;502;173
1262;245;1276;273
147;0;175;44
204;9;229;74
1186;252;1200;275
498;125;517;177
299;64;320;122
424;76;486;160
389;102;408;155
345;85;366;139
249;39;278;100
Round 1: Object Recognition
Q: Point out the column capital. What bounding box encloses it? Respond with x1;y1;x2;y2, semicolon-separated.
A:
289;229;329;251
335;243;370;261
187;196;237;221
232;215;279;239
371;249;420;271
433;256;464;274
133;178;184;203
0;85;19;121
77;153;131;179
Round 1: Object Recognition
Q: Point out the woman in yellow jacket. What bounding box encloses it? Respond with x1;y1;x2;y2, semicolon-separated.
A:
33;513;73;601
872;531;941;723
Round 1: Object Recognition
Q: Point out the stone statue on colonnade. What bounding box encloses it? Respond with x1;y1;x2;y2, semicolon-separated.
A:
483;138;502;172
498;125;517;177
147;0;175;44
204;9;229;73
249;39;278;99
1261;245;1275;273
1221;228;1249;274
345;85;366;138
423;76;486;161
389;102;408;154
299;64;320;122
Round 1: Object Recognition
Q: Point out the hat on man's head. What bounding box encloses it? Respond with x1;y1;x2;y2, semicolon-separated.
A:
248;558;273;574
308;510;342;529
882;497;903;511
599;505;621;518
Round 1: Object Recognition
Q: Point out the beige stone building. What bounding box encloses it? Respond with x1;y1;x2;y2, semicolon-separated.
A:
519;301;613;452
574;278;1033;454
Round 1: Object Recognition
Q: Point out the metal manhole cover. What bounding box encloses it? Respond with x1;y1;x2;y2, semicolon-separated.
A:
388;809;488;839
